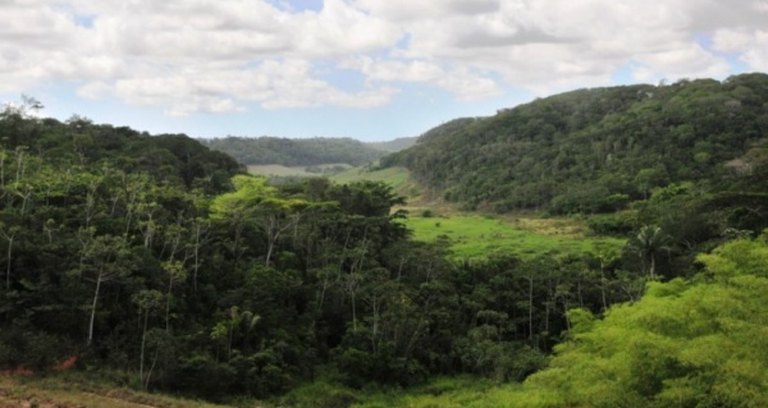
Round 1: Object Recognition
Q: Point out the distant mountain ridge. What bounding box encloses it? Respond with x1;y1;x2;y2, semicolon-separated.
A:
202;135;417;167
383;73;768;214
366;136;418;152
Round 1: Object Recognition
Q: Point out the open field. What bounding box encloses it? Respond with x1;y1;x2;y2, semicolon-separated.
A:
402;214;625;260
330;166;422;200
330;166;624;259
247;163;351;178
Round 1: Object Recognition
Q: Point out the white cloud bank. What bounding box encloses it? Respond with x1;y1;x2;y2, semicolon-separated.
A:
1;0;766;115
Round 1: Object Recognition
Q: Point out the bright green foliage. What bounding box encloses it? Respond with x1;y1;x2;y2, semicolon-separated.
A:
209;175;277;218
351;237;768;407
403;215;624;260
499;237;768;407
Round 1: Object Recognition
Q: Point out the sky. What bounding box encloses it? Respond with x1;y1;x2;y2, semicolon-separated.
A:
1;0;767;141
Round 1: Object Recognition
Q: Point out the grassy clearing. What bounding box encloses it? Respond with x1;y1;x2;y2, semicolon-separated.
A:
248;163;351;177
330;166;422;200
0;373;241;408
330;166;625;260
403;214;625;260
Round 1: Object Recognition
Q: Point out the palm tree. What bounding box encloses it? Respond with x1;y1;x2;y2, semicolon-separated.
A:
629;225;671;279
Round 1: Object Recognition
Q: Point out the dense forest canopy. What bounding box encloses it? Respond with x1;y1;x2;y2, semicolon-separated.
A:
202;136;396;166
384;73;768;215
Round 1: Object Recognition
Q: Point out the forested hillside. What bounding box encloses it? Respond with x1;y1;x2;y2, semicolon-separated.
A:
384;73;768;215
0;103;658;404
202;136;387;166
366;136;418;153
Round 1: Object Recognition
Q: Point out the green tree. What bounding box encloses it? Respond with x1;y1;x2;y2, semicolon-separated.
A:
78;233;135;346
628;225;671;279
132;289;163;389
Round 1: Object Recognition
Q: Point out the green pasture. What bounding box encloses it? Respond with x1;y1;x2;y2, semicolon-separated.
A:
331;166;421;198
402;214;625;260
248;163;351;177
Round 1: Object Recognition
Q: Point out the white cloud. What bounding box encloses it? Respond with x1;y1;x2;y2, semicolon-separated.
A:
711;28;768;72
77;81;112;99
635;43;732;80
346;57;500;100
111;59;397;115
712;29;753;53
740;30;768;71
0;0;765;115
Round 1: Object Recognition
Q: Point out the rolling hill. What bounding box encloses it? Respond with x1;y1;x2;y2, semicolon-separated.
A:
383;73;768;215
202;135;416;168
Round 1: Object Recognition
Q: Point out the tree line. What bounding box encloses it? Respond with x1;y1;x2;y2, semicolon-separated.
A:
383;73;768;219
202;136;388;167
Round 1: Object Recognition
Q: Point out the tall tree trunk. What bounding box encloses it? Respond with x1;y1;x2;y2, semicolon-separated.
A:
371;296;378;353
144;347;159;390
265;239;275;267
88;271;103;346
165;277;173;332
351;292;357;332
192;223;202;292
4;235;13;290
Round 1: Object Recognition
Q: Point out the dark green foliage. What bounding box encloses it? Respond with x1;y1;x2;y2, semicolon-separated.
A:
385;74;768;217
202;136;388;166
587;212;637;236
2;109;623;402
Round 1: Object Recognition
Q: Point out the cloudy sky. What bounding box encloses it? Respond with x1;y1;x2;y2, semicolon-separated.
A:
1;0;767;140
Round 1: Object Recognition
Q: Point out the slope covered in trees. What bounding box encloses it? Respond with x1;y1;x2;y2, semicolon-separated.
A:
202;136;390;166
384;73;768;215
366;136;418;153
509;236;768;407
339;235;768;407
0;105;665;404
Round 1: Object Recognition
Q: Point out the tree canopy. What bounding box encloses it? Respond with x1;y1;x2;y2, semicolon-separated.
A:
384;73;768;216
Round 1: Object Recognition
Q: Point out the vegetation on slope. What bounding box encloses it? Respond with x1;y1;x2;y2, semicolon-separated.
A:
366;136;418;152
1;104;653;404
384;73;768;216
202;136;388;166
362;235;768;408
330;166;420;200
